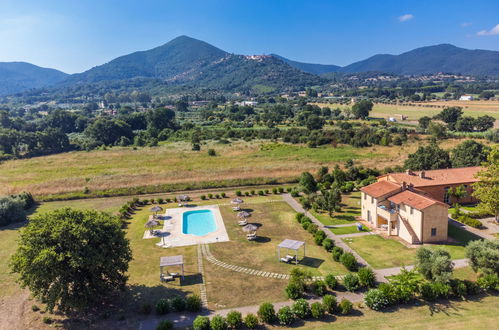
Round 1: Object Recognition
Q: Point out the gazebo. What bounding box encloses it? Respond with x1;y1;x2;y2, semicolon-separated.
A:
277;239;305;265
231;198;244;211
160;255;185;282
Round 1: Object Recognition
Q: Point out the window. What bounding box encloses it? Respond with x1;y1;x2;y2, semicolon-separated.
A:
371;196;374;204
410;207;413;215
431;228;437;236
364;193;367;200
443;187;450;204
367;210;371;223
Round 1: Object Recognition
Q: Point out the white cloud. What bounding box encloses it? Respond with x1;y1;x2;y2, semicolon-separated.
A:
477;24;499;36
398;14;413;22
460;22;472;27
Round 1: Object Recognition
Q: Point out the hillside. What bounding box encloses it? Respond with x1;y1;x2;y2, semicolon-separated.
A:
271;54;340;75
0;62;68;95
339;44;499;76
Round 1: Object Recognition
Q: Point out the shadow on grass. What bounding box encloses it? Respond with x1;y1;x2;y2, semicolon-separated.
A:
253;236;271;243
300;257;325;268
0;220;27;231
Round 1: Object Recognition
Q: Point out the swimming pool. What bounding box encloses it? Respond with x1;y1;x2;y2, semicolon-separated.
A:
182;209;217;236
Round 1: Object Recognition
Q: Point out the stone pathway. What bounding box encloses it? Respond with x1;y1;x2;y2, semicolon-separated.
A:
325;223;359;228
200;244;345;282
196;244;208;306
336;232;374;238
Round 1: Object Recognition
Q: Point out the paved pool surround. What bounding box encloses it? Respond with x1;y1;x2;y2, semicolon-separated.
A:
159;205;229;247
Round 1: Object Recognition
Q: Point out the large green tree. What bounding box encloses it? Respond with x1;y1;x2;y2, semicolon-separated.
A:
466;239;499;275
299;172;317;194
404;143;451;170
472;146;499;222
351;100;373;119
450;140;489;168
10;208;132;312
415;248;454;283
434;106;463;129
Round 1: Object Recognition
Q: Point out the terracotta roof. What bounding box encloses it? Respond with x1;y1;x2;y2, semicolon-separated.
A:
386;167;482;187
360;180;401;198
388;190;448;210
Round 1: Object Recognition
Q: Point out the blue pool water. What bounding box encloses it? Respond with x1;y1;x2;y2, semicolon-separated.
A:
182;210;217;236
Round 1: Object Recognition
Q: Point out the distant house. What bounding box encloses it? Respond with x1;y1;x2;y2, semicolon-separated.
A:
236;101;258;106
360;167;482;244
459;95;473;101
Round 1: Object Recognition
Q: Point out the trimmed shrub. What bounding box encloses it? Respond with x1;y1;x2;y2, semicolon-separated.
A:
221;192;226;198
200;195;207;200
170;296;186;312
277;306;295;326
302;221;311;231
307;223;319;235
364;289;390;311
156;320;173;330
358;267;376;288
250;190;255;195
457;215;482;228
235;190;242;196
324;273;338;290
186;294;202;312
378;283;400;305
420;283;437;301
215;194;220;199
278;187;284;193
193;315;210;330
322;294;337;314
286;187;292;192
312;280;328;296
244;191;250;196
314;230;327;245
31;304;40;312
449;279;467;299
332;246;344;261
322;238;334;252
42;317;52;324
464;279;481;295
257;302;276;323
339;298;353;315
285;280;304;300
477;273;499;291
140;303;152;315
272;187;278;194
343;273;360;292
208;193;213;199
340;252;358;271
208;149;216;156
295;213;305;223
292;298;311;319
433;282;451;298
291;190;300;197
264;189;270;194
155;299;170;315
210;315;228;330
157;198;164;204
226;310;243;329
243;313;259;329
258;190;265;196
310;302;325;319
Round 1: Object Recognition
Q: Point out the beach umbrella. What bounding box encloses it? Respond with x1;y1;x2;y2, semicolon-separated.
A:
242;224;258;233
231;198;244;205
150;206;163;214
237;211;251;218
177;195;190;202
145;219;160;229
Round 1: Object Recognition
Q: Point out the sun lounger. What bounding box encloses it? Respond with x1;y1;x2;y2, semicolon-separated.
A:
238;220;248;226
247;235;256;241
232;206;240;211
160;274;174;282
280;255;296;263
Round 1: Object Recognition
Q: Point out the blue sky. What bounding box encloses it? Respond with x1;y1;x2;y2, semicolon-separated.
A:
1;0;498;73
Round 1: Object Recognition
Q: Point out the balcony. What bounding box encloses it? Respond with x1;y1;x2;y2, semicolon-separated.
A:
377;205;397;222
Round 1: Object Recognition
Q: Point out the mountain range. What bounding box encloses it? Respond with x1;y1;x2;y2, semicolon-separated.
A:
1;36;499;96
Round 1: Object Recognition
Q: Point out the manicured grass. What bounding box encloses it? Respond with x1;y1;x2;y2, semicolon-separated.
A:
330;225;370;235
453;266;478;281
312;192;361;225
0;223;23;298
345;225;481;269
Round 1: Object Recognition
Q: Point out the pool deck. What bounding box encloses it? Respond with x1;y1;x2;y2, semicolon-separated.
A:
155;205;229;247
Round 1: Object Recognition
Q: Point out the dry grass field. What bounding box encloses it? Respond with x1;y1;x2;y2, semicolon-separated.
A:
0;138;475;197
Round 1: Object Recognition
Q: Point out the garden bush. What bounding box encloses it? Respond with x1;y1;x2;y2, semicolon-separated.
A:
157;198;164;204
186;294;202;312
235;190;242;196
310;302;325;318
258;190;264;196
311;280;327;296
170;296;186;312
193;315;210;330
277;306;295;326
339;298;353;315
314;230;327;245
332;246;344;261
140;303;152;315
221;192;226;198
272;187;278;194
250;190;255;195
200;195;206;200
378;283;400;305
244;191;250;196
307;223;319;235
295;213;305;223
477;273;499;291
285;280;304;299
420;283;437;301
156;320;173;330
278;187;284;193
155;299;170;315
208;149;216;156
364;289;390;311
343;273;360;292
322;238;334;251
291;190;300;197
31;305;40;312
302;221;311;231
257;302;276;323
463;279;480;295
215;194;220;199
42;317;52;324
243;313;259;329
358;267;376;288
340;252;358;271
210;315;228;330
264;189;270;194
208;193;213;199
457;215;482;228
226;310;243;329
292;298;311;319
449;279;467;299
324;273;338;290
322;294;337;314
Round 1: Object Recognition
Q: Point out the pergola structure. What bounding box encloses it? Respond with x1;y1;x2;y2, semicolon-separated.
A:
160;255;185;281
277;239;305;265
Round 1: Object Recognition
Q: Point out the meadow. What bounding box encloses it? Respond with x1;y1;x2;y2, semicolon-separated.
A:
0;138;471;198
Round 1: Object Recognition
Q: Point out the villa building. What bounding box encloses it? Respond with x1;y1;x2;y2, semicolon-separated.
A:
360;167;482;244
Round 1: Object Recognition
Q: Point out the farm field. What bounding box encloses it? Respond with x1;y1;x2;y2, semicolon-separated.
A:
0;138;472;198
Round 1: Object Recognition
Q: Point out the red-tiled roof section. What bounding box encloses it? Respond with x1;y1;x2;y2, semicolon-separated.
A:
388;190;448;210
387;167;482;187
360;180;401;198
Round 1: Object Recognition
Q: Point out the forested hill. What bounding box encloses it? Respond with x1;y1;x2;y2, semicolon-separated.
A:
339;44;499;76
0;62;68;96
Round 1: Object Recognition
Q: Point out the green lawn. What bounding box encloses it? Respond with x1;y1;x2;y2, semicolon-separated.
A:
344;225;481;269
311;192;361;225
330;225;370;235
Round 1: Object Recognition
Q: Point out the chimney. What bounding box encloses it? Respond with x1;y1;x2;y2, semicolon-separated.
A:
408;183;414;191
419;171;425;179
402;181;407;190
405;169;413;175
